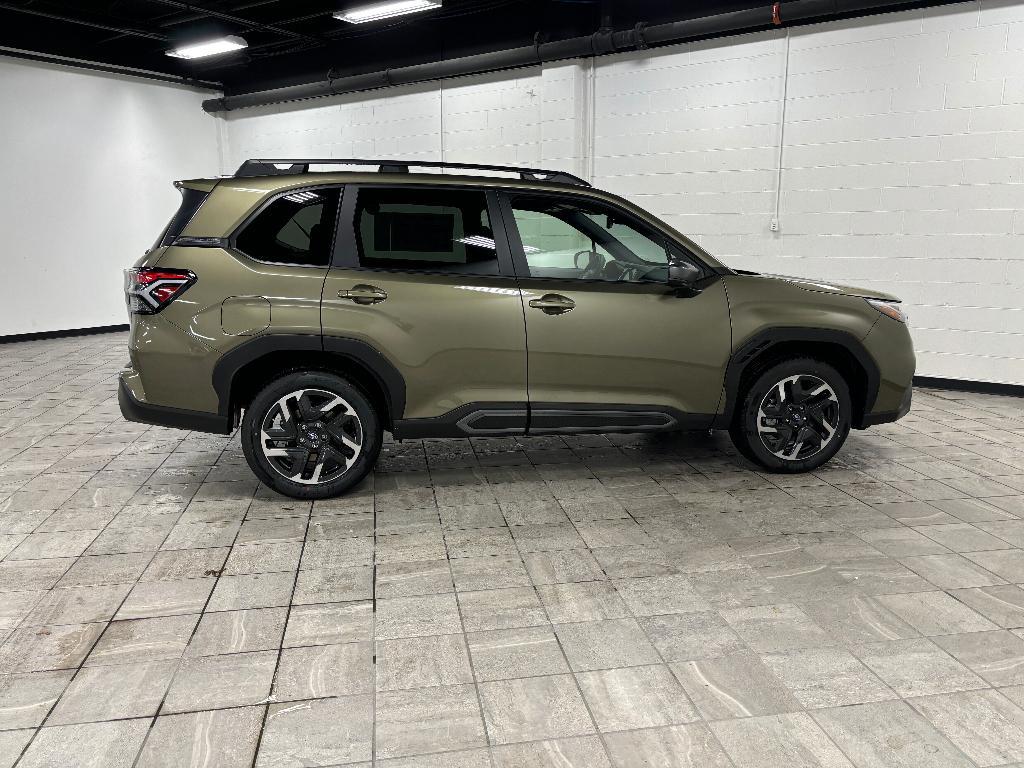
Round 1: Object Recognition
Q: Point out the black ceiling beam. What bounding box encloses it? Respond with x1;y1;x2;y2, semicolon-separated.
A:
0;2;169;41
155;0;283;28
0;44;221;87
141;0;325;43
93;0;284;46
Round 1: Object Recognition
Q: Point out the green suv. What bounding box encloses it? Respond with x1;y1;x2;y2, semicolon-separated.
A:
120;159;914;499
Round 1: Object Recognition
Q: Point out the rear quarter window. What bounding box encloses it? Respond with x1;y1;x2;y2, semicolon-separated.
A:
235;188;341;266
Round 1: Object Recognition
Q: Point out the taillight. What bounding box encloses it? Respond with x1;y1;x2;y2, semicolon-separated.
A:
125;267;196;314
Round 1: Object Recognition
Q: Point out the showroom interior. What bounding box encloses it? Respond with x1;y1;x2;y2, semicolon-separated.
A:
2;0;1024;765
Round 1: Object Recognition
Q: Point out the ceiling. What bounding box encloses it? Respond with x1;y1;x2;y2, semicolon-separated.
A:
0;0;779;96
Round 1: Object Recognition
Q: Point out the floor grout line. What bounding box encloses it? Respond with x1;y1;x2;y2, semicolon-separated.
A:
0;341;1022;767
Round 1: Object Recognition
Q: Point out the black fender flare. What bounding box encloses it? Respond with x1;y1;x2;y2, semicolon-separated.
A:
212;333;407;423
712;327;880;430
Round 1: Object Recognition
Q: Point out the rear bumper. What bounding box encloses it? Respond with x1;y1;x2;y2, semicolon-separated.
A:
118;375;232;434
858;385;912;428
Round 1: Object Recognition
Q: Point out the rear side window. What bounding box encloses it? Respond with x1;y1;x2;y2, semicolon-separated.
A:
236;188;341;266
354;187;498;274
158;187;209;247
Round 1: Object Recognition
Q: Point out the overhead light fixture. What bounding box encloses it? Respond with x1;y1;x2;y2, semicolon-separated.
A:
334;0;441;24
166;35;247;59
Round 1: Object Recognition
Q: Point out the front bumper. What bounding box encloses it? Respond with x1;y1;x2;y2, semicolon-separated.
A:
118;374;232;434
858;385;912;428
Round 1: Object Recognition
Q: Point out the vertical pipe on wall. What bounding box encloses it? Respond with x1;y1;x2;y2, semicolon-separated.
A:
438;79;445;163
772;28;792;234
585;58;597;183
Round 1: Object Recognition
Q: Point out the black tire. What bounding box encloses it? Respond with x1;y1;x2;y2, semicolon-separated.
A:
241;371;382;499
728;358;851;473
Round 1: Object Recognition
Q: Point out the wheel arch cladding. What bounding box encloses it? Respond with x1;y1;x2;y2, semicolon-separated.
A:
211;334;406;430
716;328;880;430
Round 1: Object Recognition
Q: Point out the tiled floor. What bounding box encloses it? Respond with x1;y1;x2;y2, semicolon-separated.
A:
2;333;1024;767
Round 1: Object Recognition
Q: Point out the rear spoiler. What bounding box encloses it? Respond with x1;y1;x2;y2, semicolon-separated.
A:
174;178;219;193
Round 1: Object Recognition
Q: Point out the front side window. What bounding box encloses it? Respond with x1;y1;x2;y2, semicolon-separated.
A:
236;188;340;266
354;187;499;275
508;194;674;283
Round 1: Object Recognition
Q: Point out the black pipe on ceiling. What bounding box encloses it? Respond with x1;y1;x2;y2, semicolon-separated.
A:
202;0;924;113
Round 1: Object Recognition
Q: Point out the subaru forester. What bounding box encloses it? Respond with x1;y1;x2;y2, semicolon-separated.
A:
120;159;915;499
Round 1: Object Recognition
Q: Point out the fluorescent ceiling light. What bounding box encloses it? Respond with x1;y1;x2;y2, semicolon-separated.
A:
167;35;247;59
335;0;441;24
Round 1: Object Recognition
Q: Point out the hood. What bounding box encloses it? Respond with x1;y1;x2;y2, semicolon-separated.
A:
734;270;901;302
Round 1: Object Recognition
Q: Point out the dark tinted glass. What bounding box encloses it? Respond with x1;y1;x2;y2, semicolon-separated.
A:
354;188;498;274
158;187;209;247
236;188;340;266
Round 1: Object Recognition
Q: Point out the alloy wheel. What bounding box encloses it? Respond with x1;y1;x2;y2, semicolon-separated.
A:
756;374;840;461
259;388;363;484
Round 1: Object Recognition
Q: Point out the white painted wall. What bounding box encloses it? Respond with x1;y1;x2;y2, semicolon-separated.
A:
595;0;1024;384
0;58;220;336
220;0;1024;385
3;0;1021;383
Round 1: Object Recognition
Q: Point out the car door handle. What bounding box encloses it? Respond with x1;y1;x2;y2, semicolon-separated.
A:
338;284;387;305
528;294;575;315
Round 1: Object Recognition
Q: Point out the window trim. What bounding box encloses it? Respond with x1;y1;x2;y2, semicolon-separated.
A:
156;187;210;250
496;189;712;285
228;183;344;269
332;183;517;278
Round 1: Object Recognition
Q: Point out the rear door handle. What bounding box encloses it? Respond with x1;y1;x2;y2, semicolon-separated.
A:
528;294;575;315
338;284;387;305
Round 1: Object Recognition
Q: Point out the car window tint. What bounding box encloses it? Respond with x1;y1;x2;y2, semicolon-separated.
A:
236;188;340;266
354;187;498;274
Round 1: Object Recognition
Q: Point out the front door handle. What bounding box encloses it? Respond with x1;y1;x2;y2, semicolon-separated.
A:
528;294;575;315
338;284;387;305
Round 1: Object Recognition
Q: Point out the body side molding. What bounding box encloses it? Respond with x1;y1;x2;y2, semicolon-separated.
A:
393;401;713;439
393;402;528;439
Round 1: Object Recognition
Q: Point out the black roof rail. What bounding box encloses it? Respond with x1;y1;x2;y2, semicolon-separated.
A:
233;158;591;187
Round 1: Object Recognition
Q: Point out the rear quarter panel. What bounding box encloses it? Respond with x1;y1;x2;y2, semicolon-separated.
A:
134;247;326;413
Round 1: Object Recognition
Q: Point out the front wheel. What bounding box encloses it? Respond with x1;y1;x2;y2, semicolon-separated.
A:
241;371;382;499
729;358;851;473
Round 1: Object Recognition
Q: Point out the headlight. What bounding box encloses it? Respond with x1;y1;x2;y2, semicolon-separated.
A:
866;298;907;324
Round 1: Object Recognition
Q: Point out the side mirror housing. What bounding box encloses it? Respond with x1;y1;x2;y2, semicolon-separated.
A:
666;252;704;288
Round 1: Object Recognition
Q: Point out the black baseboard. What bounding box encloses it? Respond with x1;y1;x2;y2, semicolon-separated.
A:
914;376;1024;398
0;324;129;344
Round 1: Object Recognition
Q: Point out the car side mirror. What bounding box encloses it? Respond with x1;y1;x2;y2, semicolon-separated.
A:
667;252;704;288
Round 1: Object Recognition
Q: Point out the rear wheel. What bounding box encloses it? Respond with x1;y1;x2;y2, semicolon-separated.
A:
729;358;851;473
241;371;381;499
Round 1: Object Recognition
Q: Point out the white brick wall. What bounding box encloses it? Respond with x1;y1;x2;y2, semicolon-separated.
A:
0;58;220;336
220;0;1024;384
593;0;1024;386
220;71;546;174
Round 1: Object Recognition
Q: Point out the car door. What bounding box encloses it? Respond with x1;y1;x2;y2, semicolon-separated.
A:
498;189;732;432
322;184;528;436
